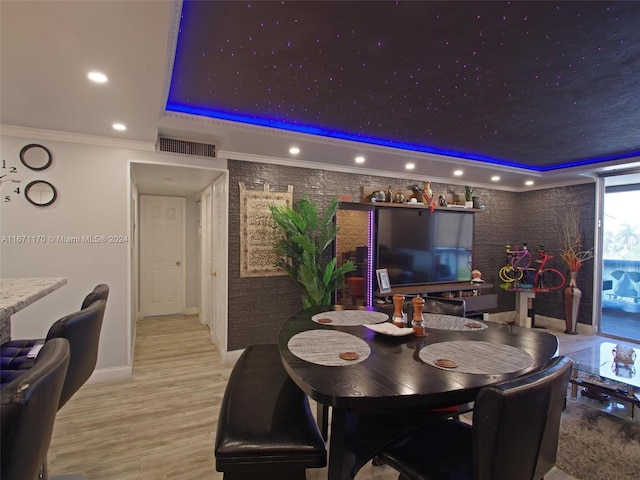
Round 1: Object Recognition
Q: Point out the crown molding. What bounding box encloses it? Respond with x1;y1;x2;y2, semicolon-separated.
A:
0;124;156;151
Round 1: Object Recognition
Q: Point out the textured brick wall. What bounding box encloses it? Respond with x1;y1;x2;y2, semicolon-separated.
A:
227;159;596;349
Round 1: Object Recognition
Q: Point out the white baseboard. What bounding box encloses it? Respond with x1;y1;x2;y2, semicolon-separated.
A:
485;311;596;335
185;306;198;315
86;365;132;384
532;315;596;335
485;311;513;324
222;349;244;365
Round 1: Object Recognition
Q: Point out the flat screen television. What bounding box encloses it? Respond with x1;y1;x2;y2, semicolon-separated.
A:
376;208;473;287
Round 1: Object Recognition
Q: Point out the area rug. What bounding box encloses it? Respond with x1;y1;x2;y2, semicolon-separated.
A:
556;400;640;480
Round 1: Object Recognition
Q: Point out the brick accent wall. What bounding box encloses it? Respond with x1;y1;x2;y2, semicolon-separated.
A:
227;159;596;350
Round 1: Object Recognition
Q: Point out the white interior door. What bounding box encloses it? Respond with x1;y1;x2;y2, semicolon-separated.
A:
140;195;186;317
212;175;228;353
199;186;214;331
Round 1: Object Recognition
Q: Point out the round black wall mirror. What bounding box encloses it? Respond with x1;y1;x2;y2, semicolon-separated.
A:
25;180;57;207
20;144;53;171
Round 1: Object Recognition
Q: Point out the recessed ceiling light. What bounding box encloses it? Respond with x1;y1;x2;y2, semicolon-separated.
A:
355;156;365;164
525;180;534;186
453;170;463;176
87;71;108;83
112;123;127;131
405;163;415;170
289;147;300;155
491;175;500;182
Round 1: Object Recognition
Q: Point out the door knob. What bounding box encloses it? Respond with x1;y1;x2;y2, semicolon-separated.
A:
176;261;181;267
211;271;217;277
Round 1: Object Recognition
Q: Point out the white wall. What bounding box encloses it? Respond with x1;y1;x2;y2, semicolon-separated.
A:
1;134;131;379
1;129;228;382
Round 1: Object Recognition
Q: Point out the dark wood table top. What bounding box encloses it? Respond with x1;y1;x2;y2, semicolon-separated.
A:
279;305;559;411
279;305;559;479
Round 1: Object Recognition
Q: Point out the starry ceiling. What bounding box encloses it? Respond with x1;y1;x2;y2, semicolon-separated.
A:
166;1;640;172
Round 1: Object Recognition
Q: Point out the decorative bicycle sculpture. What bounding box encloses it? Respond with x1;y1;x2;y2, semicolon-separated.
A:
499;244;566;291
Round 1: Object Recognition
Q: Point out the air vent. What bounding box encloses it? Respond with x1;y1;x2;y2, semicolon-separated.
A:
157;136;216;158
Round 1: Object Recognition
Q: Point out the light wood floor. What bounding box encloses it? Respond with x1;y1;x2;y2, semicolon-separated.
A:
47;315;616;479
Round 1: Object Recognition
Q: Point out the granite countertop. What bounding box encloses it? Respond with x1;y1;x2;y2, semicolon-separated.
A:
0;277;67;320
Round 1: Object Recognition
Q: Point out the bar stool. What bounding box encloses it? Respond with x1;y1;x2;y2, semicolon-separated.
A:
1;338;70;480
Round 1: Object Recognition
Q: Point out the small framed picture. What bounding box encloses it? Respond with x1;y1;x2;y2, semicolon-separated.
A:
376;268;392;294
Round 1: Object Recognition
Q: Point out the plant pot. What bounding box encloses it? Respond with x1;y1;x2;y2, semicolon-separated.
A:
465;201;473;208
564;271;581;334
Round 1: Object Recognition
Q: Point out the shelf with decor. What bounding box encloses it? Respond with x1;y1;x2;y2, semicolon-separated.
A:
374;282;497;314
359;186;483;211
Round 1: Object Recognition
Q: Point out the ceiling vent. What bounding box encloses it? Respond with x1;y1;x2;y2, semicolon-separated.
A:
157;136;216;158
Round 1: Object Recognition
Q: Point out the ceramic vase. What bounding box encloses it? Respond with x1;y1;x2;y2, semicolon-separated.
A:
563;271;581;334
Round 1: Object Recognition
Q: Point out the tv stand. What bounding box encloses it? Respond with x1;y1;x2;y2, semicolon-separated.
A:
375;282;496;313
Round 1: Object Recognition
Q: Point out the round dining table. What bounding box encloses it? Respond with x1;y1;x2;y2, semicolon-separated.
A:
278;305;559;480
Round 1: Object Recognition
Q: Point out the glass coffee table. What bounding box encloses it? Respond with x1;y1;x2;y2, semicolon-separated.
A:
568;341;640;419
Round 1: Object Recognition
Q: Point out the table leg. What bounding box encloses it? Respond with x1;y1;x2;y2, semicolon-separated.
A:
326;407;450;480
515;291;535;328
570;367;578;398
327;408;355;480
317;403;329;440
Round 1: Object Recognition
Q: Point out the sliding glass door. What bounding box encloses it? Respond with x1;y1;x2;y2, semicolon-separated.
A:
600;174;640;341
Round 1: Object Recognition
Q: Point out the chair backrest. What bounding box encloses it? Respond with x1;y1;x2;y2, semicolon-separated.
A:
422;296;466;317
80;283;110;309
473;356;573;480
45;299;107;409
1;338;70;480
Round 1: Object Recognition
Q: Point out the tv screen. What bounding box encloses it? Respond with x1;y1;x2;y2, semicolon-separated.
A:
376;208;473;287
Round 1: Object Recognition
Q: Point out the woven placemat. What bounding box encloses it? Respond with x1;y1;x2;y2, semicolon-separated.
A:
423;314;488;331
287;330;371;366
419;340;533;374
311;310;388;326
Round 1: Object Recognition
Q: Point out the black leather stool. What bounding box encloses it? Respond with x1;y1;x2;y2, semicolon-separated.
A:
215;344;327;479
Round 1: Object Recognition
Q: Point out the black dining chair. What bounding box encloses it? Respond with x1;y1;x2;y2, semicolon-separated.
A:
1;338;70;480
374;355;573;480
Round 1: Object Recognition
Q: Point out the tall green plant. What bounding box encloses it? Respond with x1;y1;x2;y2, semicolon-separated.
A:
269;196;356;308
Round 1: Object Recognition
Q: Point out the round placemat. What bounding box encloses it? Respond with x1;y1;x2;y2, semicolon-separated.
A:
287;330;371;366
423;314;488;331
311;310;388;326
419;340;533;374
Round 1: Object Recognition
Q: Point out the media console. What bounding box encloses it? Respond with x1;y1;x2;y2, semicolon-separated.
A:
374;282;497;313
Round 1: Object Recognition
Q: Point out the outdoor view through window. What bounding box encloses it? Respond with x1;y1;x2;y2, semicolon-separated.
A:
602;186;640;340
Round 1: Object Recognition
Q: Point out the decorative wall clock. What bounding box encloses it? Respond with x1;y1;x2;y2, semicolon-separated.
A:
1;143;57;206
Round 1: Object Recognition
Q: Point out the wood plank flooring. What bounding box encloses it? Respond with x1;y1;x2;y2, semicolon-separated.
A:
47;314;608;479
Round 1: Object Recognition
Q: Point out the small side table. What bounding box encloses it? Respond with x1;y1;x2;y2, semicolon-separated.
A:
568;342;640;419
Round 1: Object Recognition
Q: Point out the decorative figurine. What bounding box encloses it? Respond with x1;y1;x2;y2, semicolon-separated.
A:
422;181;435;213
471;270;484;283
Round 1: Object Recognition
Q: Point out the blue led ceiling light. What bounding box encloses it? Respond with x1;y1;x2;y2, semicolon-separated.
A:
167;1;640;173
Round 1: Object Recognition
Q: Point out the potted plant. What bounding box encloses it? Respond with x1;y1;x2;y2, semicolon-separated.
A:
269;196;356;308
464;186;474;208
